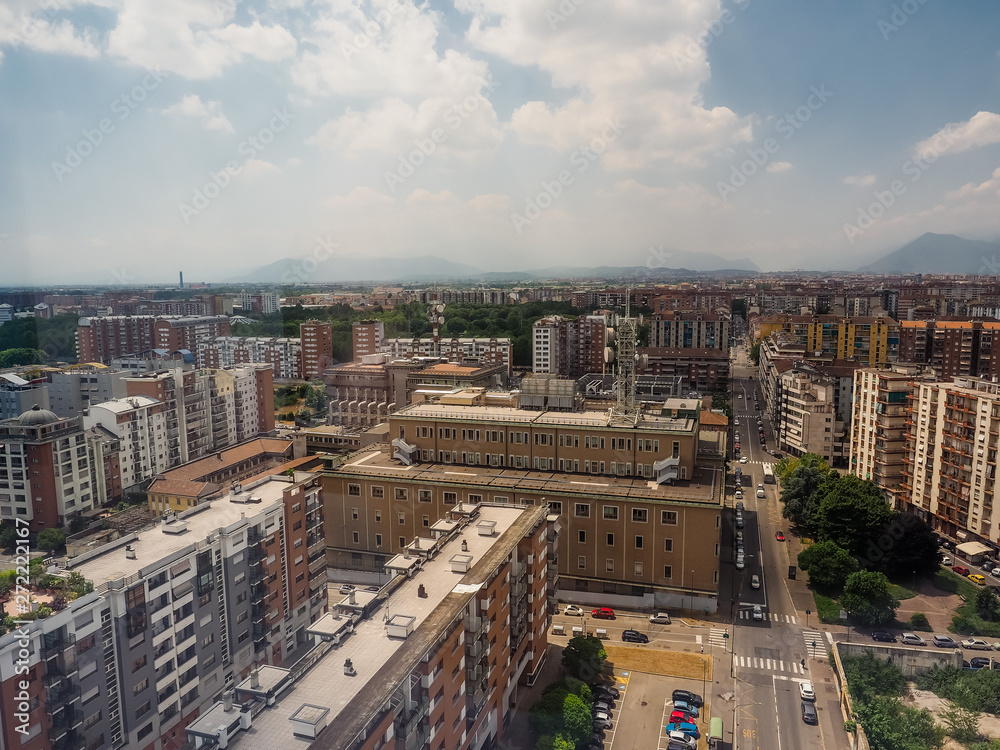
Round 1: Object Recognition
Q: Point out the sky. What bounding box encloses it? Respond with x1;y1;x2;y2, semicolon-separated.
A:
2;0;1000;285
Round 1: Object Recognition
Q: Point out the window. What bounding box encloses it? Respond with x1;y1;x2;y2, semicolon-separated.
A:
606;533;614;546
577;555;586;569
661;510;678;525
374;510;382;522
398;512;406;525
136;701;151;719
399;537;406;547
605;558;614;572
663;566;673;579
395;488;407;500
418;489;432;503
574;503;590;517
134;678;149;695
371;485;384;498
664;538;673;552
348;483;361;496
634;535;643;549
375;533;382;547
351;507;358;520
132;655;147;673
444;491;457;504
578;530;586;543
634;561;643;576
603;505;618;520
352;531;359;543
549;501;562;514
137;723;153;741
422;515;429;527
632;508;647;523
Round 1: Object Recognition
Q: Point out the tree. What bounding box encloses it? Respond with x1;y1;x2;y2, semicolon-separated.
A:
875;513;941;579
976;587;1000;622
36;528;66;553
535;735;574;750
908;613;931;631
0;348;47;368
561;635;607;681
797;540;859;591
748;342;761;364
0;524;17;551
529;691;566;737
812;476;894;559
561;693;592;745
841;570;897;626
941;704;981;745
779;458;835;532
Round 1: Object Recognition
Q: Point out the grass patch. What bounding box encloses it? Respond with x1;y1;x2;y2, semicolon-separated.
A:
887;582;918;601
602;645;710;680
932;568;1000;637
813;590;843;625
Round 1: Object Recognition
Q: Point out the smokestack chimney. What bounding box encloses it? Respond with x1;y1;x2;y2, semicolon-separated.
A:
179;271;183;289
250;668;260;689
223;691;234;711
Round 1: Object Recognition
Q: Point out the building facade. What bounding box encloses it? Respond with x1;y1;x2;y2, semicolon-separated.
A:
532;315;607;377
77;315;231;363
351;320;385;359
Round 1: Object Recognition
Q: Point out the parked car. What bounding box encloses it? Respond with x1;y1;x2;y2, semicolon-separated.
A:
775;531;785;541
563;604;584;616
734;490;743;499
933;635;960;648
739;456;748;463
992;567;1000;576
594;711;612;730
969;573;987;585
953;565;971;576
736;556;745;570
671;690;704;707
799;681;816;701
900;633;927;646
665;731;696;750
801;701;818;725
751;574;761;589
593;701;613;715
649;612;672;625
590;684;620;700
941;556;953;566
970;657;992;669
736;516;745;529
591;607;616;619
664;722;700;740
752;604;763;621
871;631;897;643
339;584;356;594
621;629;648;643
756;489;766;499
963;638;992;651
669;710;694;724
672;701;699;718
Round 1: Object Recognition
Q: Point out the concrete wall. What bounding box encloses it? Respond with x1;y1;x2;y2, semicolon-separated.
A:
837;642;962;678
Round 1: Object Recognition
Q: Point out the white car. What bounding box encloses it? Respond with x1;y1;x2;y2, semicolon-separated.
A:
649;612;672;625
562;605;584;616
992;567;1000;576
963;638;992;651
736;555;745;570
752;605;763;621
751;575;760;589
756;489;766;498
739;456;748;464
735;490;743;499
941;556;953;566
735;419;740;426
900;633;927;646
799;681;816;701
666;731;696;750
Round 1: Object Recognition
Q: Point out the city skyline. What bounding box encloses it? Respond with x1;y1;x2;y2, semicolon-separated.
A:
2;1;1000;284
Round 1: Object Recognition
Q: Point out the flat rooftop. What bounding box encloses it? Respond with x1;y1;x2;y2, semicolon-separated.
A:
393;402;694;433
333;447;721;505
229;503;535;750
71;478;289;585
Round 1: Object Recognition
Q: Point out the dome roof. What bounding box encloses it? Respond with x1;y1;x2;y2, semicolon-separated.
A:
18;404;60;426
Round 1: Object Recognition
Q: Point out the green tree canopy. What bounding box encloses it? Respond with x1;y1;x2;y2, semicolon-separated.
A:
797;540;859;592
561;693;592;745
779;455;836;531
561;635;607;681
874;513;941;579
812;476;894;558
841;570;897;626
36;528;66;553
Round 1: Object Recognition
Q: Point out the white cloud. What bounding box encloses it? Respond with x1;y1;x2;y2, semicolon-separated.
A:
916;111;1000;159
286;157;302;166
945;166;1000;202
162;94;234;133
0;5;101;60
241;159;281;179
766;161;792;174
844;174;876;187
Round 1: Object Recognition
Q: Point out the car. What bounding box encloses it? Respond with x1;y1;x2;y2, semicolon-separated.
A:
801;701;818;725
735;530;744;543
799;681;816;701
992;567;1000;576
970;657;992;669
594;712;612;730
953;565;971;576
941;556;953;566
963;638;992;651
734;419;740;425
969;574;987;585
622;629;649;643
983;561;996;572
757;483;764;490
664;722;700;740
650;612;672;625
339;583;356;594
775;531;785;542
933;635;960;648
756;489;766;499
591;686;620;701
669;710;694;724
591;607;616;619
752;604;763;621
671;690;704;707
871;631;897;643
900;633;927;646
751;574;760;589
736;516;745;528
665;731;696;750
739;456;748;463
365;585;380;592
563;605;584;616
672;701;699;718
734;490;743;499
735;501;744;511
593;701;613;715
736;556;745;570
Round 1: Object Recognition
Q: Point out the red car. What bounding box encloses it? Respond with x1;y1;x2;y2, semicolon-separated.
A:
670;710;694;724
775;531;785;542
953;565;970;577
592;607;616;619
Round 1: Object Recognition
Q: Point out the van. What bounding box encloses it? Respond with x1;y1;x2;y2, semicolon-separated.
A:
708;717;724;748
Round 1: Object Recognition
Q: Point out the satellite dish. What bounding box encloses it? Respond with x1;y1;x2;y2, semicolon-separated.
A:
436;304;446;313
438;316;445;324
604;347;615;363
509;292;519;301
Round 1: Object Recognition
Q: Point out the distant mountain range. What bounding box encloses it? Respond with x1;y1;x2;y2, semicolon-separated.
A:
231;249;760;283
859;233;1000;274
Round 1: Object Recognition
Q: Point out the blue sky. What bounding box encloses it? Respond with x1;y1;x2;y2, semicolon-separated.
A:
2;0;1000;284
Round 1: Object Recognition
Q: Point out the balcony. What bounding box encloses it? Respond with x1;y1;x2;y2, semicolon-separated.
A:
309;556;326;576
42;632;75;660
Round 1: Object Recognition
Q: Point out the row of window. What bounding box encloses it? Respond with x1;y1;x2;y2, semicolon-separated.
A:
577;531;678;551
562;504;678;524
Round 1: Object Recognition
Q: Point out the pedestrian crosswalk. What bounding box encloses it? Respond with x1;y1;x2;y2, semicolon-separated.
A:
736;655;807;674
738;610;798;624
803;630;828;660
708;628;729;650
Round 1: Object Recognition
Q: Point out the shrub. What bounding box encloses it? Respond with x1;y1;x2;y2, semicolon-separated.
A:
909;612;932;631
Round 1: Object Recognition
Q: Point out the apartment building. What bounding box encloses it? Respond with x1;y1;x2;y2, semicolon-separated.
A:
532;315;607;377
649;311;730;351
351;320;385;359
77;315;232;363
0;374;49;420
384;337;512;374
904;377;1000;544
198;336;302;379
0;406;95;531
898;320;1000;380
46;366;129;418
850;366;927;502
777;367;845;467
83;396;169;490
750;314;899;366
648;290;734;313
300;321;335;378
239;290;279;314
0;474;326;750
186;501;550;750
640;347;730;393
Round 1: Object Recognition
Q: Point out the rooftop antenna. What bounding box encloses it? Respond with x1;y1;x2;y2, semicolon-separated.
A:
610;285;642;425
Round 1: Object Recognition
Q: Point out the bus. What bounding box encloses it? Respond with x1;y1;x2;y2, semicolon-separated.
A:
763;464;775;484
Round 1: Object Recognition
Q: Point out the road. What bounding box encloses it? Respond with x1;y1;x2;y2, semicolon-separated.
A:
728;345;832;750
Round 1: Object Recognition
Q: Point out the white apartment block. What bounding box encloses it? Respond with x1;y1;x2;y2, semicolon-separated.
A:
84;396;169;489
384;336;512;373
777;369;842;465
533;317;560;374
850;367;919;500
197;336;302;379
